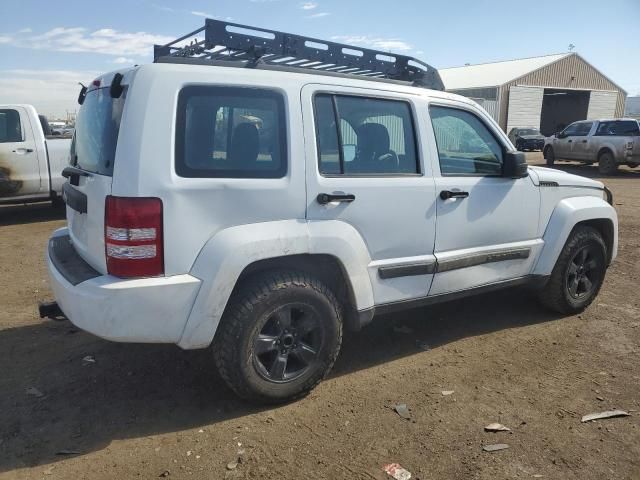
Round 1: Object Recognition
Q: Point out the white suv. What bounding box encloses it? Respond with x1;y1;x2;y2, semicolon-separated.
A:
44;20;618;403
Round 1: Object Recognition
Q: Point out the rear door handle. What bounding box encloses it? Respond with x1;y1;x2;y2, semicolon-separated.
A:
440;190;469;200
568;140;573;143
317;193;355;205
12;148;33;154
582;140;588;143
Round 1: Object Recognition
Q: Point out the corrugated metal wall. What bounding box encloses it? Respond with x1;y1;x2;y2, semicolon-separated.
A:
498;53;626;130
448;88;500;122
341;117;406;154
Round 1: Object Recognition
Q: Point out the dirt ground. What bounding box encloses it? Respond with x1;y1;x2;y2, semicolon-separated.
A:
1;153;639;480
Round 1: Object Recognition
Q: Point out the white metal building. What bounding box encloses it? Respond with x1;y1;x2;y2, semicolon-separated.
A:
624;96;640;120
439;53;627;135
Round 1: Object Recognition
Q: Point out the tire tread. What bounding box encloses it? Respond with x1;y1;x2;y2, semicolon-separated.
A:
213;270;342;403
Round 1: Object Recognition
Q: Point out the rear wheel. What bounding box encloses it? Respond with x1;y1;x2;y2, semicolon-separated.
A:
598;151;618;175
544;146;555;166
213;270;343;403
538;226;607;314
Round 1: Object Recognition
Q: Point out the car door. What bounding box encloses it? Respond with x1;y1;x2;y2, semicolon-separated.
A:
427;101;542;296
0;106;42;200
302;84;438;305
555;122;584;159
571;121;595;160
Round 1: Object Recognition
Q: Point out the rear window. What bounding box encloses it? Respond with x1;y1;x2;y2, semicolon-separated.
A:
71;87;126;176
176;86;287;178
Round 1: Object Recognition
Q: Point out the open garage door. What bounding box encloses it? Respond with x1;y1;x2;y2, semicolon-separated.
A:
587;91;618;120
507;86;544;132
539;89;590;136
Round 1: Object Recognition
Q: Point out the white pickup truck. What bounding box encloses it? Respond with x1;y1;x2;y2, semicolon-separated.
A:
0;105;71;204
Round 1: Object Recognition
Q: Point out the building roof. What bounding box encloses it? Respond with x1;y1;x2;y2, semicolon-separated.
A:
439;53;571;90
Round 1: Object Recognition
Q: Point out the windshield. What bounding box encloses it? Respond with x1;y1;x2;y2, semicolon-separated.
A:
71;87;126;176
519;128;540;136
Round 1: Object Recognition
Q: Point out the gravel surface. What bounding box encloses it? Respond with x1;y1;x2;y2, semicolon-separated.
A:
1;154;638;479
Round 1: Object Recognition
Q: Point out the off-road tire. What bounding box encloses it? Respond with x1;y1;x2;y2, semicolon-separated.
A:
538;226;607;314
213;270;343;404
544;146;555;166
598;151;618;175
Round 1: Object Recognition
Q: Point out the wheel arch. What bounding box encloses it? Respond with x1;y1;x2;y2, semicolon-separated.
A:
576;218;615;265
177;219;374;349
597;146;614;160
234;253;363;332
533;196;618;276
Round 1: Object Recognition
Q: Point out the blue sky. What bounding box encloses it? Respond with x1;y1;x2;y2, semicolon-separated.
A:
1;0;638;118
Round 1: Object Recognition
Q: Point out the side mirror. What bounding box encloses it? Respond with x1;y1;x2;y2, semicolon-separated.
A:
503;151;528;178
556;132;565;139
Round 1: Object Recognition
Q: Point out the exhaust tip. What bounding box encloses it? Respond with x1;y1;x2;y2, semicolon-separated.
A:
38;301;66;321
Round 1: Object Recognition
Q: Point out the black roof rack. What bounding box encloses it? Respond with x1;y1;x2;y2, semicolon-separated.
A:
153;19;444;91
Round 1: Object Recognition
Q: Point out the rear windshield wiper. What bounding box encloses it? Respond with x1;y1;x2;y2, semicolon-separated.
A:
62;166;91;178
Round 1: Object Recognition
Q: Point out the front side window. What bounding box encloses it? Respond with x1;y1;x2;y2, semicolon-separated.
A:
430;106;503;176
562;123;580;136
314;94;419;175
0;109;23;143
574;122;593;136
176;86;286;178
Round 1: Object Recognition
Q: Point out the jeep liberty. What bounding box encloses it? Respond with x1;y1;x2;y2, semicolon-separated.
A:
43;20;618;403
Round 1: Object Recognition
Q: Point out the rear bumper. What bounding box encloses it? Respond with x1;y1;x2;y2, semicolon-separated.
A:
47;228;201;344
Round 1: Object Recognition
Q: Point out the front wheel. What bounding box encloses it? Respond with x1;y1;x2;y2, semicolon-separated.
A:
538;226;607;314
213;271;343;403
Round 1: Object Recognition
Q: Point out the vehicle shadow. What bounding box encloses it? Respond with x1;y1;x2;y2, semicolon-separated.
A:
0;287;562;472
0;202;65;227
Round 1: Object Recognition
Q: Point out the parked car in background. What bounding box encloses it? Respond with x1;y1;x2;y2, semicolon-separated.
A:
508;127;545;151
0;105;71;204
43;20;618;404
544;119;640;175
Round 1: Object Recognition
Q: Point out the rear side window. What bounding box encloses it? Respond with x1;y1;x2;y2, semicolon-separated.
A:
0;109;23;143
314;94;419;175
176;86;287;178
596;121;640;136
72;87;126;176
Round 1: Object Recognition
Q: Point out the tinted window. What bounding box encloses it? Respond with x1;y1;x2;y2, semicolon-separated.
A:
0;109;23;143
518;128;541;136
574;122;593;136
430;106;503;175
72;87;126;176
314;94;418;175
596;120;640;136
562;123;580;136
176;86;286;178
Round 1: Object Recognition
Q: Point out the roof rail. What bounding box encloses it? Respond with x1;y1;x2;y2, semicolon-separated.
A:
153;19;444;91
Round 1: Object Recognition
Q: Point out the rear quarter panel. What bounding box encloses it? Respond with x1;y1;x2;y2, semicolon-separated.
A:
111;64;307;276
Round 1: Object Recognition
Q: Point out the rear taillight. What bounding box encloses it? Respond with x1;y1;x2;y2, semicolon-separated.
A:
105;196;164;278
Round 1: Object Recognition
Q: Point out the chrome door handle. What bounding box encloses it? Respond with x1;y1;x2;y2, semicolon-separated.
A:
12;148;33;154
